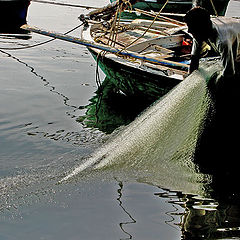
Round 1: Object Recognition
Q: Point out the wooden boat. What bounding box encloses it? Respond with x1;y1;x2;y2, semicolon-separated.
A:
79;13;222;102
21;4;223;102
0;0;31;33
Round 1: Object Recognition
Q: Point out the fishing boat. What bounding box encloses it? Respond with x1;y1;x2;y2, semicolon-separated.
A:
21;14;222;102
0;0;31;33
21;0;224;102
78;10;222;102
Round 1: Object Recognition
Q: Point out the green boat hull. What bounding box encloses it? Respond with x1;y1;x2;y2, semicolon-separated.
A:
89;48;222;102
89;48;181;102
110;0;230;17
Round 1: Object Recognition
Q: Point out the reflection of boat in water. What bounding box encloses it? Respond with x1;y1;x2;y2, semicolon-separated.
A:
77;77;151;134
0;0;31;33
116;179;240;240
154;188;240;239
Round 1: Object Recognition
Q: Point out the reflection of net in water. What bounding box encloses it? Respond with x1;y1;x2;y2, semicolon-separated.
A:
62;67;214;196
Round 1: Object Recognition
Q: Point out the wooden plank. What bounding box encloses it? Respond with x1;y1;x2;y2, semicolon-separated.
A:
136;26;169;35
154;45;174;54
142;53;173;59
130;19;179;28
126;34;184;52
31;0;98;9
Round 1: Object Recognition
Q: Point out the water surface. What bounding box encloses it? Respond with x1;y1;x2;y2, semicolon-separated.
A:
1;1;240;239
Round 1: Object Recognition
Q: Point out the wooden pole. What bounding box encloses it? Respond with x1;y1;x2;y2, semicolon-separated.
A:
21;24;189;71
31;0;98;9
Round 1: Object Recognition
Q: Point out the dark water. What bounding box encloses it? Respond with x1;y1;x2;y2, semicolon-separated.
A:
1;1;240;239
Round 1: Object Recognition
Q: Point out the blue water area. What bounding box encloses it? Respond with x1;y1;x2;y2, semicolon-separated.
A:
1;1;240;239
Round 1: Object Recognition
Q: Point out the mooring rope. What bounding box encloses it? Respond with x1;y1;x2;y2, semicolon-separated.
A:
94;52;105;123
93;0;131;119
94;0;133;105
0;23;84;50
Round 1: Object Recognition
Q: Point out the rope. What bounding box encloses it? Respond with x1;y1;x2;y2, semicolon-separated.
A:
93;0;133;119
113;2;124;47
117;0;169;52
95;52;104;123
209;0;218;16
122;0;133;11
0;23;84;50
107;0;129;47
107;3;121;46
31;0;98;10
104;0;133;48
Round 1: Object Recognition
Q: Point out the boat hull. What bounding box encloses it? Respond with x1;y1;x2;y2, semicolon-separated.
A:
131;0;192;13
110;0;230;17
89;48;223;102
0;0;31;33
89;48;183;102
110;0;193;13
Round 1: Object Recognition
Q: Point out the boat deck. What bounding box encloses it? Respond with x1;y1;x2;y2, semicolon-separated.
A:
90;18;191;79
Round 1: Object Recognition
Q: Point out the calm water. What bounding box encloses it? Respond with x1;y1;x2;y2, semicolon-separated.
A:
1;1;240;239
